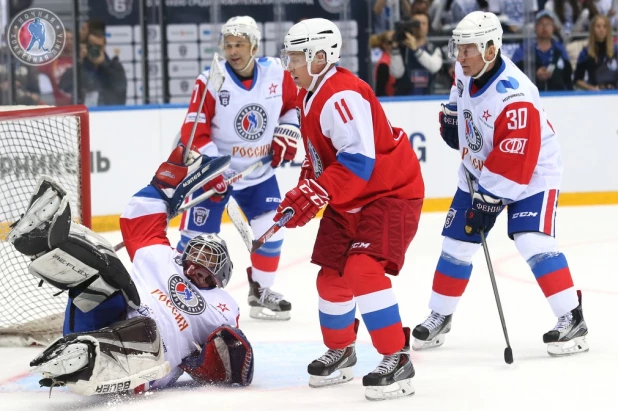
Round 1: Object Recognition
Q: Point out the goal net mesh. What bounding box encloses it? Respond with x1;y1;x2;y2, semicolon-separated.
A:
0;105;89;346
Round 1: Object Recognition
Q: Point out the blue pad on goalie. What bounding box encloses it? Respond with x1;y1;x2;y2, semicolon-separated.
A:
179;325;254;386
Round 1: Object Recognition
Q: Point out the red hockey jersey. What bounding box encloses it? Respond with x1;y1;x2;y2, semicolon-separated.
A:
297;67;424;212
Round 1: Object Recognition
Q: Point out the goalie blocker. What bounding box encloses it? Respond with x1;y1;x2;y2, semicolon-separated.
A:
7;177;140;333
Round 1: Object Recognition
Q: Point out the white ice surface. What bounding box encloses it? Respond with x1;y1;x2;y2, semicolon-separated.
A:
1;205;616;411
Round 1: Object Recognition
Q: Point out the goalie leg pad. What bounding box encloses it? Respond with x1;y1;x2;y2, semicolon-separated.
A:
180;325;254;386
30;316;171;396
26;223;140;312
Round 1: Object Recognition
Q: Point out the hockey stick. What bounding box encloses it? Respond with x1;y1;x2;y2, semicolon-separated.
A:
178;155;273;213
250;210;293;253
183;53;225;163
114;56;226;252
226;197;253;252
114;156;272;253
464;170;514;365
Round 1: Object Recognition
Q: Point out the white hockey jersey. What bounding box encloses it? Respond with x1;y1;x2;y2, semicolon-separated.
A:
180;57;298;190
119;186;239;387
449;56;563;202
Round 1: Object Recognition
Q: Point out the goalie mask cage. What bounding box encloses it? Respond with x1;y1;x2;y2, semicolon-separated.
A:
0;105;91;346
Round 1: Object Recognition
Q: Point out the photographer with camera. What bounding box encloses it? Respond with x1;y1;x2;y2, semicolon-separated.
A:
390;12;444;95
59;27;127;106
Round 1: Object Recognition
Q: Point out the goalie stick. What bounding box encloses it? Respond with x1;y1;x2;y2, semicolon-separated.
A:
464;170;514;365
178;155;273;213
113;156;272;253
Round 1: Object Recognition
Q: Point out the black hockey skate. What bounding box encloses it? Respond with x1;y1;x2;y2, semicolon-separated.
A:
543;290;589;357
247;268;291;320
412;311;452;350
308;319;359;388
363;327;415;401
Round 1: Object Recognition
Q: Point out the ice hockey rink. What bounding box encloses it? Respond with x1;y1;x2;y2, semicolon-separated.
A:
0;204;616;411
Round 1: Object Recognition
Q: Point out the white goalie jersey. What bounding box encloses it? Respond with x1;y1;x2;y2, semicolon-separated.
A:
120;185;240;387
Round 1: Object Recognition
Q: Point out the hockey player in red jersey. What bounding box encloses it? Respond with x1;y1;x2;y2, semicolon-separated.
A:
276;18;425;401
177;16;299;321
412;11;589;357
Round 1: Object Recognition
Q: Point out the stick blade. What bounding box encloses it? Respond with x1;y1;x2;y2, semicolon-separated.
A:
251;240;264;253
504;347;514;364
209;53;226;92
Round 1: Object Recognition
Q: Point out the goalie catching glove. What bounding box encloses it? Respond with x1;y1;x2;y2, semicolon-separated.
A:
151;145;231;214
179;325;254;386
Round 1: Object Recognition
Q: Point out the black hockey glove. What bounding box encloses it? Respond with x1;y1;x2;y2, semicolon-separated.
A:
439;103;459;150
465;192;504;235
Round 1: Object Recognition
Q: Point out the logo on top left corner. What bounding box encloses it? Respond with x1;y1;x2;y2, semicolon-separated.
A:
7;8;66;66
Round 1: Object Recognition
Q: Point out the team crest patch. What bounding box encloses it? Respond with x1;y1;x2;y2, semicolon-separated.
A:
444;208;457;228
168;275;206;315
463;109;483;152
193;207;210;226
307;140;323;178
235;104;268;141
457;79;464;97
7;8;66;66
219;90;230;106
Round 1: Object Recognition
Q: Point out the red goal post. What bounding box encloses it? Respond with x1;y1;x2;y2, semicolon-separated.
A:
0;104;91;346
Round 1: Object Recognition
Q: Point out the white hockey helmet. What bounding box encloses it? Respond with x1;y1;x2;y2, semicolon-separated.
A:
220;15;261;48
282;18;342;90
449;11;503;78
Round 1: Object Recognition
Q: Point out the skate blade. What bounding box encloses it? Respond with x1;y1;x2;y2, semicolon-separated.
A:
308;367;354;388
412;334;446;351
32;343;90;377
547;336;589;357
249;306;291;321
364;378;415;401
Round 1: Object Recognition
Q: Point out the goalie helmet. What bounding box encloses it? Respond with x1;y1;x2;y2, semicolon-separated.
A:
282;18;342;90
449;11;503;78
182;234;233;288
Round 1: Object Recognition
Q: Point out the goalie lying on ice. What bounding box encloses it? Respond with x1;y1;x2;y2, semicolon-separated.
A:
7;146;254;396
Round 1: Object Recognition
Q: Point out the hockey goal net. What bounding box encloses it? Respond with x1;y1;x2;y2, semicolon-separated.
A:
0;105;91;346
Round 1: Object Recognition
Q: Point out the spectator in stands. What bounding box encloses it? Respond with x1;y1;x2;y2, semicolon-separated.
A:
370;30;397;96
581;0;617;29
489;0;539;33
511;11;573;90
431;0;487;34
391;11;444;95
373;0;412;33
38;29;75;105
60;28;127;106
0;50;41;105
544;0;587;39
574;14;618;90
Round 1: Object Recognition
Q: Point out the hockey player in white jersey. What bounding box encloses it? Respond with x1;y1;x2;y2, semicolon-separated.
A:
6;146;254;396
412;11;588;357
177;16;299;321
